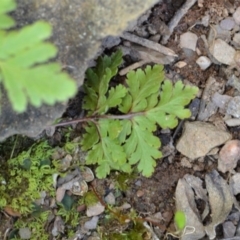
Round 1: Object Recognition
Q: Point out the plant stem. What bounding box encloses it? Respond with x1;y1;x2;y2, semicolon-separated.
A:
51;112;144;127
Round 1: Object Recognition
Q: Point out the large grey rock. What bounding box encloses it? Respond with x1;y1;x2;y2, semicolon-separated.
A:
0;0;158;141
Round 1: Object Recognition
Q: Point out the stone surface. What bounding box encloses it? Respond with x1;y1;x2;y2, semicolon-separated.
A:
209;39;236;65
0;0;158;141
176;121;232;159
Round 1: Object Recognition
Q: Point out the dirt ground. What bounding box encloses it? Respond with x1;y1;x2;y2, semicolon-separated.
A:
2;0;240;239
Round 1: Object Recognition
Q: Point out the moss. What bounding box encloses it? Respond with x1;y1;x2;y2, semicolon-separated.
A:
13;211;50;240
84;191;99;207
0;141;60;214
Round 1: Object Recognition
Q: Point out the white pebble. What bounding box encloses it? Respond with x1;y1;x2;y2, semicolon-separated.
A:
196;56;211;70
174;61;187;68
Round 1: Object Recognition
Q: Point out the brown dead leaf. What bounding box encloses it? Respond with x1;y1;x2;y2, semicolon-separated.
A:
4;206;21;217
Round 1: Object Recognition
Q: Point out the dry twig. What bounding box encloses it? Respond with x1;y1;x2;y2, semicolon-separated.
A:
161;0;197;44
122;32;177;57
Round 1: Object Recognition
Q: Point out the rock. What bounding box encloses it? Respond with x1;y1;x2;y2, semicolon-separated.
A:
209;39;236;65
233;7;240;25
19;228;31;239
84;216;99;230
212;93;240;118
136;190;145;197
225;118;240;127
104;192;115;205
86;202;105;217
223;221;236;239
175;178;205;240
218;140;240;173
197;76;225;121
196;56;212;70
0;0;158;142
176;121;231;159
228;212;240;225
227;74;240;92
180;32;198;51
201;15;210;27
135;180;142;186
174;61;187;68
102;36;121;49
230;173;240;195
205;170;234;240
212;92;232;110
220;17;235;30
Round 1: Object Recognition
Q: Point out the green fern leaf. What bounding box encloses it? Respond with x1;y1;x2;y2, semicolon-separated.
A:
0;0;16;29
84;50;124;114
81;51;198;178
0;21;77;112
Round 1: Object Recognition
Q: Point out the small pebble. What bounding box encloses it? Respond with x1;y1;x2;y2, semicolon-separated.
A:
196;56;211;70
218;140;240;173
102;36;121;49
223;221;236;238
19;228;31;239
174;61;187;68
220;17;235;30
104;192;115;205
118;202;131;210
228;212;240;225
201;15;210;27
180;32;198;51
136;190;145;197
86;202;105;217
135;180;142;186
225;118;240;127
84;216;99;230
